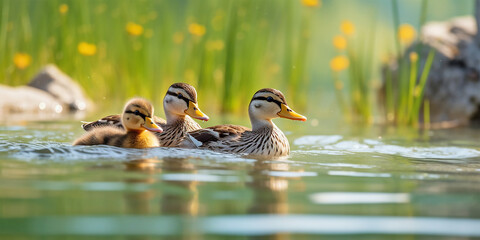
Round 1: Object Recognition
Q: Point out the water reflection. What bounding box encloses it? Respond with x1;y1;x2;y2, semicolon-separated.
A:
2;124;480;238
248;160;290;214
160;157;199;216
247;160;305;240
123;159;161;215
122;157;200;239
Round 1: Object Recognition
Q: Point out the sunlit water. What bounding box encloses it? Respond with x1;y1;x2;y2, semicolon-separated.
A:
1;121;480;239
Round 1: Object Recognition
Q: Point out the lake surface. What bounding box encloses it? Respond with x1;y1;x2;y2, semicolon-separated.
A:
1;119;480;239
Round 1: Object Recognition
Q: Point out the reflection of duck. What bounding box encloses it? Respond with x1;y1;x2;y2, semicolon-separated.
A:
184;88;306;157
160;157;199;216
248;160;290;215
122;157;199;217
123;158;161;215
73;98;163;148
124;158;161;173
82;83;209;147
247;160;304;240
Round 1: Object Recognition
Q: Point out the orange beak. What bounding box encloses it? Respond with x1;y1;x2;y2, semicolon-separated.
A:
277;104;307;121
142;117;163;133
185;102;209;121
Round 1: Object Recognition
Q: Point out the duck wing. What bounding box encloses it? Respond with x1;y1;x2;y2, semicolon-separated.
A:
185;124;250;147
81;115;123;131
82;115;166;131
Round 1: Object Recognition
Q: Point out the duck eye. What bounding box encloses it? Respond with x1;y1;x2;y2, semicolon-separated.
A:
134;110;140;115
177;93;183;98
267;96;273;102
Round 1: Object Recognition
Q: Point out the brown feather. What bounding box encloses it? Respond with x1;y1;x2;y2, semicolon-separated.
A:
82;115;166;131
170;83;198;103
254;88;287;104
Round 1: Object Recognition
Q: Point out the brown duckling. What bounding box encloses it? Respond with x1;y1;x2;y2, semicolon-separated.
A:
182;88;307;157
81;83;209;147
73;98;163;148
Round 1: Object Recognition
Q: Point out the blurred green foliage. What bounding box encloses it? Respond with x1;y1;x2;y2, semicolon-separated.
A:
0;0;473;120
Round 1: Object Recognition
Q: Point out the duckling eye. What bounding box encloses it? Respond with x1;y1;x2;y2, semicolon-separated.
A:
177;93;183;99
267;96;273;102
134;110;140;115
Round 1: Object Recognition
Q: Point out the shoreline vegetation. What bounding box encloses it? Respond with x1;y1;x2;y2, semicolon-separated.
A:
0;0;472;127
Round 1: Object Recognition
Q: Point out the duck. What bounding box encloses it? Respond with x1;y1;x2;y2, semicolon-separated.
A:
182;88;306;157
73;98;163;148
81;83;209;147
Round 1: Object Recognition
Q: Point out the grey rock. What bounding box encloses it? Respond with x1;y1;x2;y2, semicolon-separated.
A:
28;64;91;111
0;85;66;121
382;16;480;127
0;64;91;122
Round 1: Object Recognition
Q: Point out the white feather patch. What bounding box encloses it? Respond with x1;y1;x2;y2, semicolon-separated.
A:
188;134;203;147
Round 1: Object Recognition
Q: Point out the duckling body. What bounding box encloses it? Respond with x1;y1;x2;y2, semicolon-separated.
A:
74;127;160;148
81;83;208;147
73;98;163;148
183;88;306;157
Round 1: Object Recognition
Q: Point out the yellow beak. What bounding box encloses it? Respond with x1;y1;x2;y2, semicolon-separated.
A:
277;104;307;121
142;117;163;133
185;102;209;121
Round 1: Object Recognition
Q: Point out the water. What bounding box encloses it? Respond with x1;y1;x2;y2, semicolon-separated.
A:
1;121;480;239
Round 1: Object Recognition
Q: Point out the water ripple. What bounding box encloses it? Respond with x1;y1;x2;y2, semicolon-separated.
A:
1;215;479;236
4;141;247;163
294;135;480;159
310;192;410;204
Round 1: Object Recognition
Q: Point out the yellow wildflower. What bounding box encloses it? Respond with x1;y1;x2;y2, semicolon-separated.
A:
59;4;68;14
7;22;13;32
330;55;349;72
144;29;154;38
333;35;347;50
398;24;416;45
334;80;344;90
381;54;391;64
13;53;32;69
148;11;157;21
173;32;184;44
78;42;97;56
206;40;225;51
301;0;321;7
126;22;144;36
341;20;355;36
414;85;421;97
409;52;418;62
353;90;361;102
189;23;206;36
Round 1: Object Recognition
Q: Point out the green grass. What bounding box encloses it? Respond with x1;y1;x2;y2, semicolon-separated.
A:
331;0;435;127
0;0;316;113
385;0;434;128
0;0;472;125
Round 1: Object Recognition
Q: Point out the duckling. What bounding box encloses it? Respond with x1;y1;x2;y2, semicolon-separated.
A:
81;83;209;147
182;88;306;157
73;98;163;148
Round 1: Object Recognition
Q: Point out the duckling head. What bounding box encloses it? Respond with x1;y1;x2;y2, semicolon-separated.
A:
122;98;163;133
249;88;307;124
163;83;209;121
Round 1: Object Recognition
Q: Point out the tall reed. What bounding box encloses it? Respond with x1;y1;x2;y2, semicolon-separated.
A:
330;17;377;124
0;0;316;114
384;0;433;128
